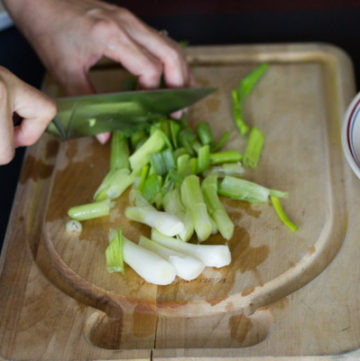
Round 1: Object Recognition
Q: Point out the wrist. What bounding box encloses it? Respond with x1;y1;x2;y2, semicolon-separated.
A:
3;0;61;40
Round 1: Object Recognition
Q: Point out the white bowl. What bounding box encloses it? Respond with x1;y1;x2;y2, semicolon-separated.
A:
342;92;360;179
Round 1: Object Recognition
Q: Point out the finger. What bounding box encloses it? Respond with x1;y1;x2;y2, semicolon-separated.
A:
10;83;57;147
131;30;189;88
171;108;188;120
0;79;15;164
117;13;190;87
99;24;162;89
96;132;111;144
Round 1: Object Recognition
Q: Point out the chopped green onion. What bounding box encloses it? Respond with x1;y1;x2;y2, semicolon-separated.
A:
219;176;287;203
94;168;135;201
210;151;242;165
211;130;229;152
68;199;110;221
163;188;194;242
162;148;176;171
137;164;149;192
152;229;231;268
170;120;180;148
237;63;269;99
174;147;188;159
197;145;210;173
149;152;167;175
66;220;82;234
110;131;129;170
218;176;270;203
160;118;170;139
269;189;289;199
139;236;204;281
130;130;147;151
232;90;249;136
181;175;212;242
196;122;213;145
142;174;162;204
202;175;234;240
162;169;183;194
179;129;196;156
177;154;190;177
189;157;198;174
129;129;165;171
243;126;264;168
123;236;176;285
126;192;184;237
192;140;202;153
233;63;268;136
149;149;175;176
106;227;125;274
204;163;245;178
271;196;298;232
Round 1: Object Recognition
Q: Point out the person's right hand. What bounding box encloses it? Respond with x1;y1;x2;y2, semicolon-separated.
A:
0;66;57;165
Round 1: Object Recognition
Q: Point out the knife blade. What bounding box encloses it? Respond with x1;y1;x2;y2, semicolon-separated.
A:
47;87;216;140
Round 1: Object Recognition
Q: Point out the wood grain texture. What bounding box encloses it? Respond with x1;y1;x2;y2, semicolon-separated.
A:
0;43;359;360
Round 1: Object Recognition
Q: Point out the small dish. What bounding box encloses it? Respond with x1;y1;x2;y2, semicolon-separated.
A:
342;92;360;179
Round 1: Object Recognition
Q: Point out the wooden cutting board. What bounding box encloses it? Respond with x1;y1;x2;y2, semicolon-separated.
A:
1;44;360;360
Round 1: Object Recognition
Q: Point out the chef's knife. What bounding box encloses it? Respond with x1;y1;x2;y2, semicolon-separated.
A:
48;87;216;140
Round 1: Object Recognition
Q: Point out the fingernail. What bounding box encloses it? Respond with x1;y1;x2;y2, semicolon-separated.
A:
96;132;109;144
171;110;183;119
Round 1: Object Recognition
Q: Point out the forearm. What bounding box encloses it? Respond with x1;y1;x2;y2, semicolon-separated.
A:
4;0;72;40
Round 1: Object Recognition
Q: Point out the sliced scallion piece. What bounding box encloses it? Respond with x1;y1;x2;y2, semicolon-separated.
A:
181;175;212;242
271;196;298;232
123;236;176;285
243;126;264;168
211;130;229;152
219;176;288;203
210;150;242;165
204;163;245;178
137;164;149;192
197;145;210;173
162;148;176;172
149;152;167;175
233;63;268;136
196;122;213;145
110;130;129;170
151;229;231;268
106;227;125;274
232;89;249;136
170;120;181;148
130;130;147;151
237;63;269;99
126;192;184;237
139;236;204;281
189;157;198;174
94;168;135;201
163;188;194;242
177;154;190;177
129;129;165;171
68;199;111;221
179;129;196;156
218;176;269;203
202;175;234;240
142;174;162;204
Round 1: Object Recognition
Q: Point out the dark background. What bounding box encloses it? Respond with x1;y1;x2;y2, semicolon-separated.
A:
1;0;360;250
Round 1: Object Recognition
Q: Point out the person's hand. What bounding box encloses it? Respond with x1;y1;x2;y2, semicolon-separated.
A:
5;0;191;143
0;66;57;165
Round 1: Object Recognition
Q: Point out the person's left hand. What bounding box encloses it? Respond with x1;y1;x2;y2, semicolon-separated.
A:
5;0;191;143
